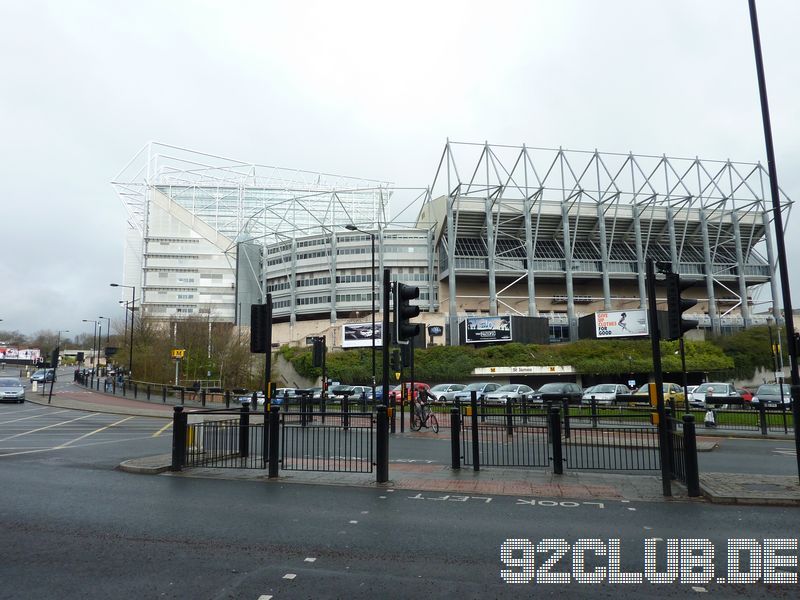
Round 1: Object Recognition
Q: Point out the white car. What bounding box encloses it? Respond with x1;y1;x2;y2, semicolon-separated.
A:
690;382;740;408
428;383;466;402
484;384;534;405
581;383;630;405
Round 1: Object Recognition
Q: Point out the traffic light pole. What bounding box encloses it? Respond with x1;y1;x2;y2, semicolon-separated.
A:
264;294;273;406
646;258;671;497
749;0;800;483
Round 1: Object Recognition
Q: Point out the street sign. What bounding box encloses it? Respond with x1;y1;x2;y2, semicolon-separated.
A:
394;371;401;381
171;348;186;359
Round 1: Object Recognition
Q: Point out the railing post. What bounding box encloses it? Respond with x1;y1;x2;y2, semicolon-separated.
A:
239;403;250;458
665;407;675;478
361;391;367;413
225;389;231;409
521;393;529;424
320;393;327;424
146;384;151;401
171;406;186;471
758;400;768;435
343;394;350;431
376;405;389;483
480;393;486;423
591;396;598;429
301;392;308;427
470;393;480;472
162;385;167;403
562;398;571;439
682;414;701;497
180;387;185;404
505;397;514;436
268;405;280;478
549;406;563;474
201;388;206;407
400;394;405;433
133;382;137;399
112;377;116;395
450;407;461;469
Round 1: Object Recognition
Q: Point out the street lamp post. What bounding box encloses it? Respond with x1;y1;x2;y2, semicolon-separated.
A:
345;224;377;401
111;283;135;377
98;316;110;345
82;319;98;380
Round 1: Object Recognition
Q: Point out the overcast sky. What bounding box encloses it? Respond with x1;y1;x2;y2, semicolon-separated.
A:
2;0;799;339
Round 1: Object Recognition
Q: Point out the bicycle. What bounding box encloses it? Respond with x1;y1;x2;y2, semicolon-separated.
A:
410;400;439;433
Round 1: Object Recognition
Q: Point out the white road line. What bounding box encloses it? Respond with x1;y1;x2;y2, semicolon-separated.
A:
0;434;162;458
257;596;273;600
152;421;173;437
304;557;316;563
0;413;99;442
0;409;71;426
55;416;134;448
283;573;296;580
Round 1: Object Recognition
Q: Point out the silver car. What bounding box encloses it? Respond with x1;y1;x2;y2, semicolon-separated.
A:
484;384;534;405
0;377;25;403
453;382;502;403
581;383;630;405
428;383;466;402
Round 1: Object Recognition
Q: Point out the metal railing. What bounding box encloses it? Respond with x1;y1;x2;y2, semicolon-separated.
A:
667;413;700;496
281;411;374;473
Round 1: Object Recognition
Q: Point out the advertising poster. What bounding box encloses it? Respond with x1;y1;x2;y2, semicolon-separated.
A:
465;316;512;343
342;323;383;348
595;310;649;338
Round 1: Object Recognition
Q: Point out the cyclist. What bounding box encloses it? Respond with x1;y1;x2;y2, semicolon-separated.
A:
414;387;434;426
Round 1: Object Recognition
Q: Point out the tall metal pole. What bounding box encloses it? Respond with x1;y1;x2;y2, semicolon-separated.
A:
680;338;689;413
129;286;135;377
748;0;800;482
382;268;391;407
371;233;376;402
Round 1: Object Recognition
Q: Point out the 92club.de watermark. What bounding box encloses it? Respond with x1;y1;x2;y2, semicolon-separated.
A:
501;538;798;585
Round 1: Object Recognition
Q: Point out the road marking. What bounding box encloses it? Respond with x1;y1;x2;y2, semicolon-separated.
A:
349;520;358;524
0;409;71;426
55;416;134;448
304;557;316;563
283;573;296;580
0;413;99;442
152;421;173;437
692;586;707;592
257;596;273;600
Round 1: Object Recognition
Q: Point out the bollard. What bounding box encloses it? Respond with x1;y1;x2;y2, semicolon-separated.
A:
591;396;598;429
505;397;514;436
361;391;367;413
225;390;231;409
300;392;307;427
133;382;137;399
450;407;461;469
283;390;289;412
179;387;184;404
112;378;116;395
521;393;529;424
343;394;350;430
376;405;389;483
400;396;405;433
162;385;167;403
757;400;768;436
239;403;250;458
268;405;280;478
562;398;571;439
470;393;480;471
665;407;675;478
146;384;151;401
549;407;563;475
480;393;486;423
201;388;206;407
320;393;327;425
682;414;701;497
171;406;186;471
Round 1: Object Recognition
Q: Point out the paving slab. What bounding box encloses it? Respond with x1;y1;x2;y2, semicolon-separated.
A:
700;472;800;506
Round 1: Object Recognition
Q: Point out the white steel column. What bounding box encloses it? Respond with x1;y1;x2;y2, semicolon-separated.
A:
561;200;577;341
731;210;751;326
632;204;647;308
596;201;611;309
699;208;720;335
289;238;297;328
446;144;459;346
762;209;782;324
523;146;537;316
330;230;337;323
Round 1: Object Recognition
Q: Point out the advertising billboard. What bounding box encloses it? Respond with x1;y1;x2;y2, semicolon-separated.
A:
342;323;383;348
465;316;512;344
0;348;41;361
595;310;649;338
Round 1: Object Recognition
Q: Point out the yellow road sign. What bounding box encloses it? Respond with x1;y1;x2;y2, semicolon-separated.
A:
171;348;186;359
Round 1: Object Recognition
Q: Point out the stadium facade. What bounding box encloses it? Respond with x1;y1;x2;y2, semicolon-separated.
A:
113;141;792;348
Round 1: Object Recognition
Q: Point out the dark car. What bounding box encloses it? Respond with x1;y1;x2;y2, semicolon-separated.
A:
530;382;583;404
30;369;55;383
752;384;792;408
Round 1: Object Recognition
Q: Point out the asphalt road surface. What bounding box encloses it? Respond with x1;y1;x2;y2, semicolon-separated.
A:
2;401;800;598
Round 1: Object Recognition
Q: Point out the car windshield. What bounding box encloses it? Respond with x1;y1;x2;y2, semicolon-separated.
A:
496;385;518;392
430;384;449;392
0;379;21;387
537;384;564;393
591;384;617;393
463;383;485;391
695;383;727;393
757;385;786;395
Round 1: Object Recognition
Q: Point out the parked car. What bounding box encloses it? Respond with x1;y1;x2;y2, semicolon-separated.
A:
736;388;754;403
689;382;741;408
632;382;686;405
752;384;793;408
428;383;466;402
485;384;535;404
0;377;25;403
581;383;630;405
530;382;583;404
329;385;373;402
388;382;431;404
452;382;501;404
238;391;266;406
30;369;55;383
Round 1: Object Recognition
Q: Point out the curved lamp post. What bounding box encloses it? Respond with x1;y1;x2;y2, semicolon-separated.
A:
110;283;135;376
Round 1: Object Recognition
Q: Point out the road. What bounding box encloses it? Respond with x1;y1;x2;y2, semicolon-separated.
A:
2;397;800;598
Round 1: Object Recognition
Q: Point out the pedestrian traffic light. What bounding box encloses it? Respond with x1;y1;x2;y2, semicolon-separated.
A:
312;337;325;368
665;273;699;340
250;303;272;353
394;282;420;343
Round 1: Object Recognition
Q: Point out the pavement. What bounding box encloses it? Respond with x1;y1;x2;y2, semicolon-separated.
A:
32;381;800;506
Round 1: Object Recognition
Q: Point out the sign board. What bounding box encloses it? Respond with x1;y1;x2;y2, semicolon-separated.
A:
342;323;383;348
465;316;512;344
171;348;186;359
595;310;648;338
474;365;577;376
427;325;444;337
0;348;41;360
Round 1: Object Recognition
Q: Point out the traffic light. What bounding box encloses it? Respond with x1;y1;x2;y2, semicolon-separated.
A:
394;282;421;343
250;303;272;353
312;337;325;368
665;273;699;340
401;342;412;368
51;347;59;369
390;348;401;372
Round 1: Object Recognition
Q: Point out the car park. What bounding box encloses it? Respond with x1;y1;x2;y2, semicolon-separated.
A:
0;377;25;403
751;384;793;408
428;383;466;402
30;369;55;383
689;382;740;408
530;382;583;404
452;382;501;403
581;383;630;405
484;384;535;404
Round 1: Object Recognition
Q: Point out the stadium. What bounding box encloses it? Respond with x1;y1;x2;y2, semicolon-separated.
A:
112;141;792;348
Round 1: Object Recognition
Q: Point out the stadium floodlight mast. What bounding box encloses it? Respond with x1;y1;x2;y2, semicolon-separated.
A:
110;283;135;377
345;224;377;402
